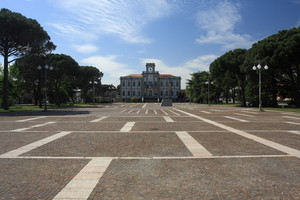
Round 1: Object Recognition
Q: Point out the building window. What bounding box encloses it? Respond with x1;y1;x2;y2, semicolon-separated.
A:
161;91;163;96
133;82;135;86
170;81;173;86
171;91;173;96
133;91;136;96
138;82;140;86
160;82;163;86
128;91;130;96
144;81;147;86
122;82;125;86
128;82;130;86
166;91;168;96
176;82;179;87
122;91;125;96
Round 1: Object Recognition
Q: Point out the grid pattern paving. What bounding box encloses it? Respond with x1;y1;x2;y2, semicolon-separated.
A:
0;103;300;199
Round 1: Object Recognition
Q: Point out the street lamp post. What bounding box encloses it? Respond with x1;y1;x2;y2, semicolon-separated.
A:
252;62;268;111
37;64;53;111
90;78;98;107
205;79;213;106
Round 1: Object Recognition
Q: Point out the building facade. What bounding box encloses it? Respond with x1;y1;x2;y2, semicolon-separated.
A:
120;63;181;102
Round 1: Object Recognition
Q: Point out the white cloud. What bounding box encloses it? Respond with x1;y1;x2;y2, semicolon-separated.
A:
196;0;253;50
50;0;172;43
80;55;137;86
73;45;99;54
142;55;218;88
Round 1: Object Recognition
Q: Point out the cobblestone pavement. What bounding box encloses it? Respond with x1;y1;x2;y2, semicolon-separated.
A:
0;103;300;199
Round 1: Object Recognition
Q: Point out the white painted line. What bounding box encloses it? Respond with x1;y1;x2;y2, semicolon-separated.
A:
146;109;148;114
11;122;56;132
53;158;112;200
174;108;300;159
241;110;258;114
142;103;147;108
0;131;72;158
285;121;300;125
128;110;133;113
120;109;127;113
169;110;180;116
154;109;157;115
210;109;221;112
130;104;137;108
120;122;135;132
161;110;168;115
163;116;174;122
90;116;108;122
136;110;140;114
224;116;249;122
176;131;212;157
16;116;47;122
288;131;300;136
201;111;211;114
235;113;255;118
283;116;300;120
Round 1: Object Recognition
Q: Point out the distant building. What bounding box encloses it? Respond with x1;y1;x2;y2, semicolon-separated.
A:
120;63;181;102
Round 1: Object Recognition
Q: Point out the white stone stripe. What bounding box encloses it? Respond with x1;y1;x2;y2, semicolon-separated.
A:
120;109;127;113
163;116;174;122
146;109;148;114
210;109;221;112
128;110;133;113
120;122;135;132
136;110;140;114
0;131;71;158
90;117;108;122
283;116;300;120
285;121;300;125
154;109;157;115
241;110;258;114
224;116;249;122
174;108;300;159
288;131;300;136
16;116;47;122
53;158;112;200
169;110;180;116
142;103;147;108
161;110;168;115
201;111;211;114
11;121;56;132
176;131;212;157
235;113;255;117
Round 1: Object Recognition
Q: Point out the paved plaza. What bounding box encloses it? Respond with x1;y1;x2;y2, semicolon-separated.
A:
0;103;300;199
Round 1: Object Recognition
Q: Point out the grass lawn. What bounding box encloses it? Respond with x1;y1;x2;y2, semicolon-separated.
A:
0;103;109;113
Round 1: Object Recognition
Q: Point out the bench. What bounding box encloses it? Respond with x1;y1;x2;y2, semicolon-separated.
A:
67;101;74;106
277;101;288;108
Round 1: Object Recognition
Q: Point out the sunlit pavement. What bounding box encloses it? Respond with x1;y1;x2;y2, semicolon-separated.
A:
0;103;300;199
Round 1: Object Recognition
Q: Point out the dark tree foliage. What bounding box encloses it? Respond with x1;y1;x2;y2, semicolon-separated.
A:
77;66;103;103
0;8;55;109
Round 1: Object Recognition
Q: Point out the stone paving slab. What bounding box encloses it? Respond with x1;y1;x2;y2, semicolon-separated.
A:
189;132;286;156
102;117;163;122
220;121;300;130
132;122;224;131
30;122;126;131
23;132;193;157
0;158;89;200
249;131;300;151
89;158;300;199
0;132;58;155
0;122;46;131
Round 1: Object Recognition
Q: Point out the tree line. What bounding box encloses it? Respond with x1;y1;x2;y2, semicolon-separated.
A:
187;27;300;108
0;8;104;110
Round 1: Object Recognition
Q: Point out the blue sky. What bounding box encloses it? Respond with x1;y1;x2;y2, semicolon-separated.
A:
1;0;300;88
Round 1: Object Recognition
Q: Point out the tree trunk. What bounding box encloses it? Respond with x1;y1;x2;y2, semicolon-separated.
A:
3;51;9;110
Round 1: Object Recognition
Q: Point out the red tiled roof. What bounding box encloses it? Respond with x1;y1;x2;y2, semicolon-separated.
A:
124;74;143;77
159;74;176;77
